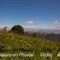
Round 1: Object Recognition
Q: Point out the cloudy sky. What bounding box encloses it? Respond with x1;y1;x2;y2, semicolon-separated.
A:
0;0;60;29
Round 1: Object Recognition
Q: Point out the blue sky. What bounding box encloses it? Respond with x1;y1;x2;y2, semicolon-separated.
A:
0;0;60;29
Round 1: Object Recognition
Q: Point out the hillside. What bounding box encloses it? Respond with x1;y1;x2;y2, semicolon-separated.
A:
0;32;60;60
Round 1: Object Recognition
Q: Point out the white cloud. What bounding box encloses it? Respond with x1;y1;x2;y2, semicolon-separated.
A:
47;27;60;30
25;20;36;28
51;20;60;30
26;20;35;25
53;20;60;24
24;20;41;29
31;25;38;28
31;25;35;28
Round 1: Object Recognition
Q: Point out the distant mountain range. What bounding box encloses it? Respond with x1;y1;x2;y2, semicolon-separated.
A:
24;28;60;34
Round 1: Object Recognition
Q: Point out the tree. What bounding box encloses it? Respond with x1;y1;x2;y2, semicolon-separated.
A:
3;26;8;32
11;25;24;34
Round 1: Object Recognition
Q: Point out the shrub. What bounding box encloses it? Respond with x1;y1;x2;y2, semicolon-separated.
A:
32;32;37;37
11;25;24;34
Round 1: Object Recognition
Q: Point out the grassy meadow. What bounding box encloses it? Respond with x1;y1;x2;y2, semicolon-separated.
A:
0;32;60;60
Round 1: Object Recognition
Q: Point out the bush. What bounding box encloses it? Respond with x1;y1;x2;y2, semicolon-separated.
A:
11;25;24;34
32;32;37;37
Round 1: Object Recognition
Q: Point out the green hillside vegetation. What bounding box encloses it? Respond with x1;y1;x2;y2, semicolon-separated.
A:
0;32;60;60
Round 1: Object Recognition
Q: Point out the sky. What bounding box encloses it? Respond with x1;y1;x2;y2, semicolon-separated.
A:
0;0;60;29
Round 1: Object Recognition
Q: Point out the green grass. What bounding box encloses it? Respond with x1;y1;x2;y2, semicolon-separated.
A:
0;32;60;60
